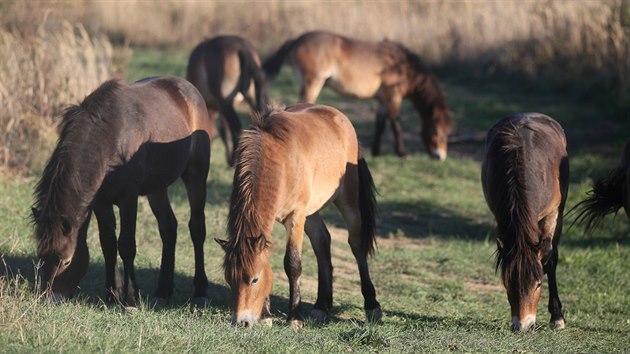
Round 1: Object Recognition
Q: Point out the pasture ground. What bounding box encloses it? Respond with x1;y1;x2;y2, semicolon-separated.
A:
1;48;629;352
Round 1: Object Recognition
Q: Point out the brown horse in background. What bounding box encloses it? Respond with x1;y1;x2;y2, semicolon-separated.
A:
187;35;269;166
481;113;569;332
571;139;630;230
263;30;452;160
32;77;213;307
216;104;381;328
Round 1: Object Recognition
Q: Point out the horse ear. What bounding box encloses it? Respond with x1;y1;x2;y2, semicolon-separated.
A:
215;238;229;251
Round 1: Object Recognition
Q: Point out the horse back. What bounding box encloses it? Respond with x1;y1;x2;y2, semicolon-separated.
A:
262;104;358;216
482;113;568;219
187;36;261;109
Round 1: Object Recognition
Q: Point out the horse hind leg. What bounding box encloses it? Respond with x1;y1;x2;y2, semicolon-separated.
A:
181;139;210;306
333;169;381;322
304;213;333;323
117;197;140;308
94;202;123;305
147;189;177;305
371;105;388;156
219;100;242;167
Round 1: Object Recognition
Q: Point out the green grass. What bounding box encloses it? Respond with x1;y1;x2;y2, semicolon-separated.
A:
1;48;630;352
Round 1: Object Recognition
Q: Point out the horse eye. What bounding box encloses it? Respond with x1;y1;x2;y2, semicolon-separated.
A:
251;277;259;285
62;259;72;267
535;281;542;290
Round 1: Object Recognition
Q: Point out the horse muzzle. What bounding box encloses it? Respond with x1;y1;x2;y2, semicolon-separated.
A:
511;315;536;332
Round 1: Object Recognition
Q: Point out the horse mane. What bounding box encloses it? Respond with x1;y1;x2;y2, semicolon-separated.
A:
32;80;123;255
223;108;286;283
388;42;452;130
490;119;543;297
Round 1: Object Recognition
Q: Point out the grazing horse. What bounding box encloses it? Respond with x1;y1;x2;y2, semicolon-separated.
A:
216;103;381;328
187;35;269;166
32;77;213;307
481;113;569;332
571;139;630;230
263;30;452;160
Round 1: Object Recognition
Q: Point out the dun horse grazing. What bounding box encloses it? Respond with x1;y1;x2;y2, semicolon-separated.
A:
481;113;569;332
216;103;381;328
32;77;213;307
571;139;630;230
263;30;452;160
187;35;269;166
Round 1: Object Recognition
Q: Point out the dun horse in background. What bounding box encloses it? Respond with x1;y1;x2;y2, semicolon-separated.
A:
263;30;452;160
216;104;381;328
481;113;568;332
32;77;213;307
187;35;269;166
571;139;630;230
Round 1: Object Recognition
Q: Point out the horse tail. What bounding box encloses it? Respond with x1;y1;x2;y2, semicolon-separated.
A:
262;38;296;80
358;157;378;256
569;166;627;232
236;47;269;113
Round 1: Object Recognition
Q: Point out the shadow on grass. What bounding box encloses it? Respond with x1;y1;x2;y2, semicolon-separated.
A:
319;199;493;242
0;252;290;315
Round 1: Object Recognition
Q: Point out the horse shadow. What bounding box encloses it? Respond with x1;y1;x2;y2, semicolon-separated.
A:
318;199;494;242
1;251;330;322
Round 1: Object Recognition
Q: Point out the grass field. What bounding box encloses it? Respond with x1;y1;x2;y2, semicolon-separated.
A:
1;48;629;352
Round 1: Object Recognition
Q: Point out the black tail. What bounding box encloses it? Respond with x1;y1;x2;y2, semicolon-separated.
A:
236;47;269;113
569;166;627;232
262;38;296;80
358;157;378;256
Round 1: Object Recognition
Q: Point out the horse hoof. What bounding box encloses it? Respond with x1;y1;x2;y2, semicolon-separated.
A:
287;319;304;330
365;306;383;323
308;309;327;323
260;317;273;327
124;305;138;312
191;297;210;308
550;318;565;330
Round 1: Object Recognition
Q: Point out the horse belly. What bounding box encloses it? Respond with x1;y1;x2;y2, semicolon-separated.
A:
327;73;380;99
138;138;192;195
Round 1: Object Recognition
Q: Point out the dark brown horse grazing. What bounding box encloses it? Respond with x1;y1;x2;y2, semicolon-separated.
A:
216;104;381;328
571;139;630;230
32;77;213;307
187;35;269;166
481;113;569;332
263;30;452;160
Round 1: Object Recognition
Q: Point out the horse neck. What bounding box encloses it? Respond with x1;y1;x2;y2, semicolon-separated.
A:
227;150;280;246
35;111;117;239
409;74;448;120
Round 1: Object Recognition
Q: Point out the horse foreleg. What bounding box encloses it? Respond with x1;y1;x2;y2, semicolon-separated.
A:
284;213;306;328
118;197;139;308
545;214;565;329
182;151;210;305
147;190;177;304
371;107;387;156
304;213;333;322
390;115;407;157
94;202;122;305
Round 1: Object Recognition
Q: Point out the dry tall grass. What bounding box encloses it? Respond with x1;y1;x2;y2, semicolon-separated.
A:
0;0;628;172
0;20;113;172
80;0;629;105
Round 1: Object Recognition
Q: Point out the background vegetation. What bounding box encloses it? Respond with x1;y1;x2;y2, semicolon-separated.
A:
0;0;629;352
